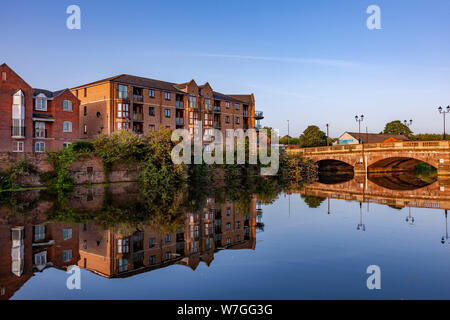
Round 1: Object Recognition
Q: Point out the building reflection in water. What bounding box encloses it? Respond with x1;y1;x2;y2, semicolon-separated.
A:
0;183;262;300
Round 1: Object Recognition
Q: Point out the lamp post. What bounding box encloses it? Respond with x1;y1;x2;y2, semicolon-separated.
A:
355;115;364;144
403;119;413;128
326;123;329;146
287;120;290;147
438;106;450;140
405;205;415;225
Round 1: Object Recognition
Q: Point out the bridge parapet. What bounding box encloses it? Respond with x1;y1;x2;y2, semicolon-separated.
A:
287;140;450;155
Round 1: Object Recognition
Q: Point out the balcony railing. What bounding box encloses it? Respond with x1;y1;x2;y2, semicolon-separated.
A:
133;95;143;102
176;101;184;109
133;113;144;121
213;106;221;112
213;121;221;129
243;110;249;116
12;126;26;137
176;117;184;125
255;111;264;119
33;129;47;138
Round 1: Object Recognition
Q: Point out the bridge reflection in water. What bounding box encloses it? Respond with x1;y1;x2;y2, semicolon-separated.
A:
302;172;449;210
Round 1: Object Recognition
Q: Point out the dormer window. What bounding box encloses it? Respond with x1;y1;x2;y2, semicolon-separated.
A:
35;96;47;111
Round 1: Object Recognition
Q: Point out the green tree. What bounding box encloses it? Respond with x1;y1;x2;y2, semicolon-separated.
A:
383;120;412;137
298;125;327;147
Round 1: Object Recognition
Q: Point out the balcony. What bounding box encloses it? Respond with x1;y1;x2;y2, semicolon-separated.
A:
213;121;221;129
176;117;184;126
133;95;143;102
255;111;264;119
213;106;221;113
12;126;26;138
176;101;184;109
133;113;144;121
243;110;249;117
33;129;48;138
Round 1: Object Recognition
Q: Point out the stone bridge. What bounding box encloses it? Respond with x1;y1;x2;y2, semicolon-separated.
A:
288;140;450;175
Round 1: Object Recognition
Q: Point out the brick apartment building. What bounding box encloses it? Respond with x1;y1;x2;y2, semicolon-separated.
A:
71;74;264;146
0;63;80;153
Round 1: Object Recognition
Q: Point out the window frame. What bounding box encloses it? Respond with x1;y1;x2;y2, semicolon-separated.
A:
63;121;73;133
63;100;73;112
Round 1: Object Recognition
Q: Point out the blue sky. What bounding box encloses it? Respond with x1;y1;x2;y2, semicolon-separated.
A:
1;0;449;137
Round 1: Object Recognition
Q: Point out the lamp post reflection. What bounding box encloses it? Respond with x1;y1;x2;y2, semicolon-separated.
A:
442;210;449;244
356;202;366;231
405;205;415;226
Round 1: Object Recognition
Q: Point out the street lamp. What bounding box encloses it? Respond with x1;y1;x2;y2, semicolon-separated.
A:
403;119;413;128
438;106;450;140
326;123;329;146
355;115;364;144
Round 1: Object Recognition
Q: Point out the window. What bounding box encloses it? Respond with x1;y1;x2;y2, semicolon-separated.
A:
83;106;87;116
12;91;25;137
84;124;87;134
35;98;47;111
149;238;155;248
63;121;72;132
236;117;240;124
226;208;231;216
235;103;240;110
117;103;129;118
12;141;24;152
226;101;230;109
84;88;87;97
35;142;45;153
63;228;72;240
34;225;45;242
118;238;129;253
205;98;211;110
165;92;171;100
118;85;128;99
236;221;241;229
149;256;156;265
35;251;47;266
149;124;155;131
189;95;196;109
118;122;130;130
225;116;230;123
63;100;72;111
118;258;128;272
165;252;171;260
149;89;155;98
1;72;6;81
62;250;72;262
226;223;231;231
149;106;155;116
165;234;171;243
164;109;170;118
63;142;72;149
83;240;87;249
35;122;45;138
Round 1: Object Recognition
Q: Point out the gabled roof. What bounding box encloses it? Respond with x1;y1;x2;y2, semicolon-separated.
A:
343;132;409;143
213;91;245;103
227;94;254;105
33;88;73;99
0;63;33;89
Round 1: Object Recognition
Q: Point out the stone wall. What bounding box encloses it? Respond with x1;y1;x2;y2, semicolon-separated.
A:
0;152;138;188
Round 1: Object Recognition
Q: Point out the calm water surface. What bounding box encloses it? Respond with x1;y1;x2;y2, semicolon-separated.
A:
3;172;450;300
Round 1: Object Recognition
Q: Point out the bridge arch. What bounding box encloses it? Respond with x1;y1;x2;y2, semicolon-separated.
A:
367;156;437;173
317;159;354;172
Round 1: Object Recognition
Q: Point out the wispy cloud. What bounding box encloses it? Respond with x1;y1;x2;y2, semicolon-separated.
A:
190;53;361;68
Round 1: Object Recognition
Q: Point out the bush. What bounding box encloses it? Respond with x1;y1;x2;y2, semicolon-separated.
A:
70;140;94;153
